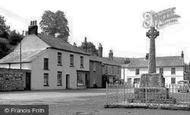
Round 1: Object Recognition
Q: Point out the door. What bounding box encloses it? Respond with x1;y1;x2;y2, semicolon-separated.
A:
85;73;89;88
25;72;31;90
66;74;70;89
102;75;107;88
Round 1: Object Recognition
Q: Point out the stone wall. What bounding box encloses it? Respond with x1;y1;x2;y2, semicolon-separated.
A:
0;68;30;91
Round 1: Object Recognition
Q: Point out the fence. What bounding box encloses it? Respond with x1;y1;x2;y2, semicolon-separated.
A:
105;83;190;106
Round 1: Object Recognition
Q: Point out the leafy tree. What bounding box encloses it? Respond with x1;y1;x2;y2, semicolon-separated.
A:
0;15;24;59
9;30;24;45
40;10;69;42
0;15;10;39
0;15;10;58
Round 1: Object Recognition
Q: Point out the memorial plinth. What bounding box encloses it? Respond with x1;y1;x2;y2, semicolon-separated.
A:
130;74;176;104
140;73;165;87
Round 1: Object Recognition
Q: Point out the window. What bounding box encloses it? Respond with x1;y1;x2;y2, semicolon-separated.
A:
57;71;62;86
133;78;140;84
93;62;96;72
44;73;49;86
117;67;120;74
44;58;49;70
57;52;62;66
77;72;85;87
127;78;132;85
70;54;74;67
171;68;176;75
159;68;163;74
135;69;139;75
105;65;108;74
112;66;114;74
171;78;176;84
80;56;84;68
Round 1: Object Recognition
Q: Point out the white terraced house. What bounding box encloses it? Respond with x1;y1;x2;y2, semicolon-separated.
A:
0;21;90;90
120;53;185;87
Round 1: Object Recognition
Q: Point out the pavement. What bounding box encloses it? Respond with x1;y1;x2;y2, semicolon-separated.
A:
0;89;190;115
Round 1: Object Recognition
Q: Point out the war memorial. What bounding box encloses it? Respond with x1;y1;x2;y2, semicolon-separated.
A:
105;7;190;110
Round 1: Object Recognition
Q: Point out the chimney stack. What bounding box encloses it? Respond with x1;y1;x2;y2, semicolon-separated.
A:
98;43;103;57
181;51;184;58
28;20;38;35
109;50;113;60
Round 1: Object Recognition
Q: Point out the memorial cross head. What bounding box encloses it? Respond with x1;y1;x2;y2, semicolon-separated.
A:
146;27;159;39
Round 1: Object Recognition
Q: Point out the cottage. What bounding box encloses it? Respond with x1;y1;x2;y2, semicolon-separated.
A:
120;53;185;86
0;21;90;90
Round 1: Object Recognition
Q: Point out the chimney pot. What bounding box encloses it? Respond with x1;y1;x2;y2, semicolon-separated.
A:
98;43;103;57
109;50;113;60
181;51;184;58
28;20;38;35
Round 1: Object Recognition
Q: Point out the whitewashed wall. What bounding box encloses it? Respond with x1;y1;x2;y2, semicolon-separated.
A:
31;48;89;90
121;66;184;85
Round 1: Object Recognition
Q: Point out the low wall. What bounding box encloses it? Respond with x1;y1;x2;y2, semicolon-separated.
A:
0;68;30;91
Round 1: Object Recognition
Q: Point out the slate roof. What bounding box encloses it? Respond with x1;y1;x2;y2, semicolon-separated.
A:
38;34;89;55
102;57;121;66
113;57;130;64
89;56;102;62
0;50;44;64
120;56;184;68
89;56;121;66
0;34;89;64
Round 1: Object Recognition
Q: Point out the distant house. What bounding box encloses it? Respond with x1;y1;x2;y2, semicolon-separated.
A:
80;39;121;88
0;21;90;90
89;54;121;88
117;53;185;86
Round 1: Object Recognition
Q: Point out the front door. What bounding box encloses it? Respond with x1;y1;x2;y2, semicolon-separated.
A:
66;74;70;89
102;75;107;88
85;73;89;88
25;72;31;90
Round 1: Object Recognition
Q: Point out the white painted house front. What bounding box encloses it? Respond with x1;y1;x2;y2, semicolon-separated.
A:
0;22;89;90
121;55;185;86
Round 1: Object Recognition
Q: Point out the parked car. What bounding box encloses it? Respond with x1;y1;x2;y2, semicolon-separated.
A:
177;80;190;93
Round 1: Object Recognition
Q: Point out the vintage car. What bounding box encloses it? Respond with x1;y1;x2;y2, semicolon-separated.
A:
177;80;190;93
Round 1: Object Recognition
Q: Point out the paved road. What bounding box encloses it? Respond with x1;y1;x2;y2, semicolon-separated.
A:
0;89;190;115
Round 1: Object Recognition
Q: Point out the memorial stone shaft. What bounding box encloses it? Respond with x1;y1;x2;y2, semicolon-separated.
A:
146;27;159;73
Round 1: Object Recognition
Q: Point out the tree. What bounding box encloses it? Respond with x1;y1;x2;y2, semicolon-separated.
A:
9;30;24;45
40;10;69;42
0;15;10;58
0;15;10;39
0;15;24;59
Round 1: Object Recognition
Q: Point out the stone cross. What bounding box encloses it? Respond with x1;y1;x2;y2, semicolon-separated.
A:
146;27;159;73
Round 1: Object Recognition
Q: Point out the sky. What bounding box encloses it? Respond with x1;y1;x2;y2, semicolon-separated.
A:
1;0;190;62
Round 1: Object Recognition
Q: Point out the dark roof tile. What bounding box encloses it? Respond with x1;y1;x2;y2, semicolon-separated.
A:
38;34;89;55
124;56;184;68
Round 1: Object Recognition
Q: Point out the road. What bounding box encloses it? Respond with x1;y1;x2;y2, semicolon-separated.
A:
0;89;190;115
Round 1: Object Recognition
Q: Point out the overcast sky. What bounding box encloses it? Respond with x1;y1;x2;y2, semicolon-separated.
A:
1;0;190;62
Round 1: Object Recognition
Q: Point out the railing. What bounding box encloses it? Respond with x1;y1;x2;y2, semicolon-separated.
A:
106;83;190;106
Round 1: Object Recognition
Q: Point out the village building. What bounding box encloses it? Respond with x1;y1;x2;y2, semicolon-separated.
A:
0;21;90;90
79;39;121;88
117;52;185;86
88;53;121;88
